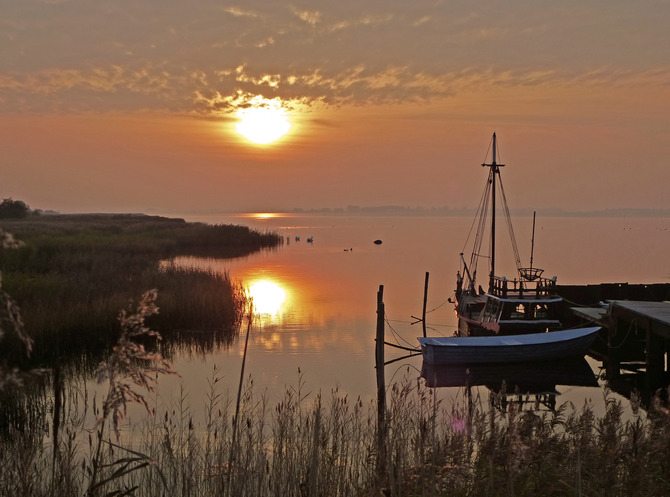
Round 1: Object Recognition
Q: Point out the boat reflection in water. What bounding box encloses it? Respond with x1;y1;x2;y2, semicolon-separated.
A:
421;357;599;411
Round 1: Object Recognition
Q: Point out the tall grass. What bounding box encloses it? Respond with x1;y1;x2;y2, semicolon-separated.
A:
2;363;670;496
0;214;280;366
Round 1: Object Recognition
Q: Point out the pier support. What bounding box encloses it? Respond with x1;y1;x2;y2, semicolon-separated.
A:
422;272;429;337
375;285;388;486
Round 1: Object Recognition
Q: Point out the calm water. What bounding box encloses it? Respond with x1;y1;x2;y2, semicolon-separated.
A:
155;213;670;416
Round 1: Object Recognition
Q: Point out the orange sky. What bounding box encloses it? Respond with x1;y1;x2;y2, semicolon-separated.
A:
1;1;669;214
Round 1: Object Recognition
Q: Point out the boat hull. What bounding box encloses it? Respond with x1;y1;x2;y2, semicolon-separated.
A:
418;327;600;365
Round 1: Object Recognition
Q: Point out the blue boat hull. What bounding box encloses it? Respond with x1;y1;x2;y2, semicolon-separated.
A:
418;327;600;365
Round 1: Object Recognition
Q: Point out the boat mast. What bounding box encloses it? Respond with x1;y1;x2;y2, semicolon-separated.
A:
483;132;504;292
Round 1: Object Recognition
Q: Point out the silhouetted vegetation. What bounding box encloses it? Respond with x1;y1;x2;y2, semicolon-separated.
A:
0;214;282;366
0;199;32;219
1;364;670;496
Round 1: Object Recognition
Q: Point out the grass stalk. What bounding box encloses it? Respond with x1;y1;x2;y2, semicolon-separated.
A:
226;304;253;497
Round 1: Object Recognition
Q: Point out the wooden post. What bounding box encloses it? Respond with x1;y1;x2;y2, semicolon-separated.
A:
646;318;664;391
606;316;621;381
422;272;429;337
375;285;387;486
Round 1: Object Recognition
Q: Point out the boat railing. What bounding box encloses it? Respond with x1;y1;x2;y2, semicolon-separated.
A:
490;274;557;298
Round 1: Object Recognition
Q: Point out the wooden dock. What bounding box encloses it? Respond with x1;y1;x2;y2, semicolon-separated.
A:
570;296;670;403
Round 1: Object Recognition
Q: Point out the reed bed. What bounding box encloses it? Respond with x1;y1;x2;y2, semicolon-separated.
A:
0;214;281;366
1;363;670;496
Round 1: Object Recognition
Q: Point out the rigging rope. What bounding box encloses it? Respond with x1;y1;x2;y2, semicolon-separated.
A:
384;315;419;348
462;171;492;263
497;173;522;271
425;296;453;314
469;171;491;280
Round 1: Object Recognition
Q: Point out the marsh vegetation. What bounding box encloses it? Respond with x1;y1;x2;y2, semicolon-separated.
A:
2;359;670;496
0;214;282;366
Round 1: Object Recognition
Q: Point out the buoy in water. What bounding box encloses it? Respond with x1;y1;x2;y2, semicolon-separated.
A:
373;239;382;245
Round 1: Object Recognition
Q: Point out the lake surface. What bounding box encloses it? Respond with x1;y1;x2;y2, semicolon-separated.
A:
157;213;670;417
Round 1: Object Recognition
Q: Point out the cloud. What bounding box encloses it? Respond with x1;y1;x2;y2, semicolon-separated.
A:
292;8;322;26
234;65;281;88
223;6;260;18
412;15;432;28
191;89;318;119
327;13;393;33
1;57;669;115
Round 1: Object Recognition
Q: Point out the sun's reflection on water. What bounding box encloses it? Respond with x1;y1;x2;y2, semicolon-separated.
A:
247;212;279;220
248;279;287;324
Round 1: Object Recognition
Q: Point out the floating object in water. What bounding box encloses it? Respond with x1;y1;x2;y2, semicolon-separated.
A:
295;236;300;242
373;239;382;245
307;237;314;243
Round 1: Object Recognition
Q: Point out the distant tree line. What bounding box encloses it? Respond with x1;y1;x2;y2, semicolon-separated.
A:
0;198;39;219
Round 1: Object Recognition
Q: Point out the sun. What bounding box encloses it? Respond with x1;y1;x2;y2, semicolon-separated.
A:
236;102;291;145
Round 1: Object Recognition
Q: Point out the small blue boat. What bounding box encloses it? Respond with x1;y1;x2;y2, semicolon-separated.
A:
418;326;600;365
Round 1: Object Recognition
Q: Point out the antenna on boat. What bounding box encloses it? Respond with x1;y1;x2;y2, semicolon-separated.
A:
519;211;544;281
482;132;504;292
530;211;536;270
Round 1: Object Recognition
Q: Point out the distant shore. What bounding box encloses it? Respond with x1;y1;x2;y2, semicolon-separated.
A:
146;206;670;219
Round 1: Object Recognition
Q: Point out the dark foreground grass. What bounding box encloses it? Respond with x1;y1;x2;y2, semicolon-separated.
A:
0;214;282;365
1;367;670;497
1;278;670;496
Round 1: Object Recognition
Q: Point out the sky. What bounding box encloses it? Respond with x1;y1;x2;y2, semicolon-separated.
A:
1;0;669;214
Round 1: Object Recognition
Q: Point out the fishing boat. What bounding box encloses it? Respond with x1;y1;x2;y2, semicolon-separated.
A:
419;133;599;365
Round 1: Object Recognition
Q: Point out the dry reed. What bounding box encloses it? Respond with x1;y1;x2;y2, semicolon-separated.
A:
1;363;670;496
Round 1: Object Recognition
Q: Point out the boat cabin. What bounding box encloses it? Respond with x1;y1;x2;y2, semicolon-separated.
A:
467;274;563;335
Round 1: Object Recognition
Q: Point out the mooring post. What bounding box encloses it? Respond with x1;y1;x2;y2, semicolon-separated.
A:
606;317;621;381
646;319;664;390
422;272;429;337
375;284;387;486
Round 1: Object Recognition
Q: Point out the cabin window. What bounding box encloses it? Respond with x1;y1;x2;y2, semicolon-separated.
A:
482;299;502;322
535;304;549;319
511;304;525;319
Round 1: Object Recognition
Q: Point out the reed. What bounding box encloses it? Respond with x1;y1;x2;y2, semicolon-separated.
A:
0;215;280;366
2;362;670;496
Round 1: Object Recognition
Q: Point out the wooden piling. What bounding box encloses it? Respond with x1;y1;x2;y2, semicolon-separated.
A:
375;285;387;485
422;272;429;337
